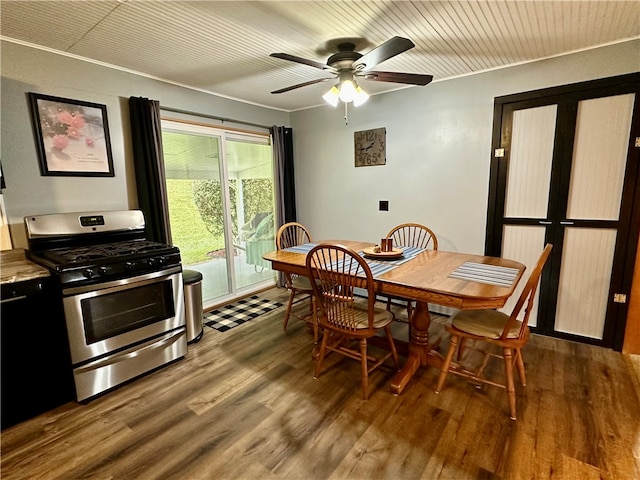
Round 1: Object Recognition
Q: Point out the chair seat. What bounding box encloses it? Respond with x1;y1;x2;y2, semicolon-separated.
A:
291;275;314;291
351;304;395;329
451;309;521;339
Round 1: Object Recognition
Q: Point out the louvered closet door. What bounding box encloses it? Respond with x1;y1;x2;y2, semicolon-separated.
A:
487;75;640;349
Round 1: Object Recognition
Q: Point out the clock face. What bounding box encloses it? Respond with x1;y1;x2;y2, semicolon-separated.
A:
354;127;386;167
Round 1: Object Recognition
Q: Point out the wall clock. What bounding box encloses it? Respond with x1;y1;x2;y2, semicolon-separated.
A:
354;127;386;167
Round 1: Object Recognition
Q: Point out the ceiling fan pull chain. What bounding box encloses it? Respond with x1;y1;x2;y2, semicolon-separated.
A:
344;102;349;125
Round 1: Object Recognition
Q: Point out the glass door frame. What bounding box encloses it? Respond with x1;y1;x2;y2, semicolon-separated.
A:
161;119;276;307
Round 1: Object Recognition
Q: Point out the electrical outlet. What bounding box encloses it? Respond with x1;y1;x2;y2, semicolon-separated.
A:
379;200;389;211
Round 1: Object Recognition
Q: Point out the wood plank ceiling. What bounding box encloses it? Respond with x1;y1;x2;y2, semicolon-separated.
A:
1;1;638;111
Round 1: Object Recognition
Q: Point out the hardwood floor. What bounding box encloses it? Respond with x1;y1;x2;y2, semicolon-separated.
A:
2;287;639;480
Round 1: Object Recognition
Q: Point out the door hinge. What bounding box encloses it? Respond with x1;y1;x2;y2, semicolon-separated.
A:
635;137;640;148
495;148;505;158
613;293;627;304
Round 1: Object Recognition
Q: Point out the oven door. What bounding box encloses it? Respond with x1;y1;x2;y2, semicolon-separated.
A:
62;267;185;365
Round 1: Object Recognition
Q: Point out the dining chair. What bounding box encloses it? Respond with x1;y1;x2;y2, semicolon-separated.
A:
435;243;553;420
306;243;400;400
275;222;318;342
381;222;438;325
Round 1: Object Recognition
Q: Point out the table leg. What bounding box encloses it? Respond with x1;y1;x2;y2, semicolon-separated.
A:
390;300;444;394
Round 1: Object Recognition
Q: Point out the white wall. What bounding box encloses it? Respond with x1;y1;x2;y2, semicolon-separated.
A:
0;40;289;248
290;40;640;254
2;39;638;253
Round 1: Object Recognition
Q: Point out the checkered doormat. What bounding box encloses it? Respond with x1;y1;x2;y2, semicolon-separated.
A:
204;295;283;332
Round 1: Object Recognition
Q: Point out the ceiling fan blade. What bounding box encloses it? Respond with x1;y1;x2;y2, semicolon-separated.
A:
270;52;334;71
362;71;433;86
353;36;415;71
271;78;332;94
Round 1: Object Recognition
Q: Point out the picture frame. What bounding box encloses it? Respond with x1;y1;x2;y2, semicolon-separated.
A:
28;93;115;177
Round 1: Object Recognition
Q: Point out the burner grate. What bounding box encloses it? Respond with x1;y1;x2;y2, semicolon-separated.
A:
41;240;175;265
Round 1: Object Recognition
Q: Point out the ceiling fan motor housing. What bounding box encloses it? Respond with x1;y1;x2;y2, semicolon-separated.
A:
327;43;363;70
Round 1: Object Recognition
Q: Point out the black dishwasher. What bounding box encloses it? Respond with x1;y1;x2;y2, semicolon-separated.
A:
1;276;75;429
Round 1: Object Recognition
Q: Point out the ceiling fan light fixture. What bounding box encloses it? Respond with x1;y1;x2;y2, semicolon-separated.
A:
338;79;357;103
322;85;340;107
353;86;369;106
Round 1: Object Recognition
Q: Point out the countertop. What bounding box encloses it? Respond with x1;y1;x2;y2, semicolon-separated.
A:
1;249;50;285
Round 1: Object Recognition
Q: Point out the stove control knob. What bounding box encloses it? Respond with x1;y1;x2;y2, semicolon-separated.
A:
98;266;109;276
147;257;157;266
125;261;135;271
83;269;95;279
157;256;166;265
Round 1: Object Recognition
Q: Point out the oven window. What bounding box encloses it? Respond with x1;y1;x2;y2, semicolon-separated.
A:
81;280;175;344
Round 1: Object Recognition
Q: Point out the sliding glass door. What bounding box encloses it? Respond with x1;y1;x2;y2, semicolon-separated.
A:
161;120;276;307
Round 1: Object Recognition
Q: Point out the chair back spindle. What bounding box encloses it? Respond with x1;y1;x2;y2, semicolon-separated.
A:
387;222;438;250
276;222;312;250
307;244;376;335
501;243;553;341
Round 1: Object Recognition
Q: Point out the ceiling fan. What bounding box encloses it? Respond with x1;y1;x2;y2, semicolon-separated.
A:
270;36;433;107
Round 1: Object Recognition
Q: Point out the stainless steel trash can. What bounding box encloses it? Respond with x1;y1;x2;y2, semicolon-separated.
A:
183;269;203;344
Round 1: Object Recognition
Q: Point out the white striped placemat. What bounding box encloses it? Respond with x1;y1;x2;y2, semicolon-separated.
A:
282;242;317;254
282;243;397;277
283;243;422;278
449;262;519;287
366;262;398;278
330;258;398;279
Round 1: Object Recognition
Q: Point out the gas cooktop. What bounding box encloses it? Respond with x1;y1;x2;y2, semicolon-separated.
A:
40;239;178;267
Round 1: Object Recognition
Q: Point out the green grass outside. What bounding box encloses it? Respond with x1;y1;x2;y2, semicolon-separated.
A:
167;180;223;265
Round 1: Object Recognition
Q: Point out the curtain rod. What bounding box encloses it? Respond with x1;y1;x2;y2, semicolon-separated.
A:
160;106;271;130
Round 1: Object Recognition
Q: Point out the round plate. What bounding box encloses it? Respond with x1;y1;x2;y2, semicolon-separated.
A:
362;247;403;259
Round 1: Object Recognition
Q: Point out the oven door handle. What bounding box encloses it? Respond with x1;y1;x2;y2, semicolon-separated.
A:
1;295;28;304
74;329;185;373
63;266;182;296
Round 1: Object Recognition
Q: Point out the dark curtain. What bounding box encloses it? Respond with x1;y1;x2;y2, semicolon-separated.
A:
129;97;171;244
270;126;296;228
270;126;296;287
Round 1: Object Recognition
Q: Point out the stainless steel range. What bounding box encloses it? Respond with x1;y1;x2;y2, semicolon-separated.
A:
25;210;186;402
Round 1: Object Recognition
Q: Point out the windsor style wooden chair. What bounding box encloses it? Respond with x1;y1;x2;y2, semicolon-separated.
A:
435;244;553;420
276;222;318;342
381;222;438;326
306;243;400;399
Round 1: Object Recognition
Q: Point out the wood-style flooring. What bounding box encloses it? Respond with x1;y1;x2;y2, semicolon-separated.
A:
2;287;639;480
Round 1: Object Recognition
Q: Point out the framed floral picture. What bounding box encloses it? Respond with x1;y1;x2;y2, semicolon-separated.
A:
28;93;115;177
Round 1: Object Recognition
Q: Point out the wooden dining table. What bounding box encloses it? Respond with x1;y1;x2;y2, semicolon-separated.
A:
263;239;526;395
